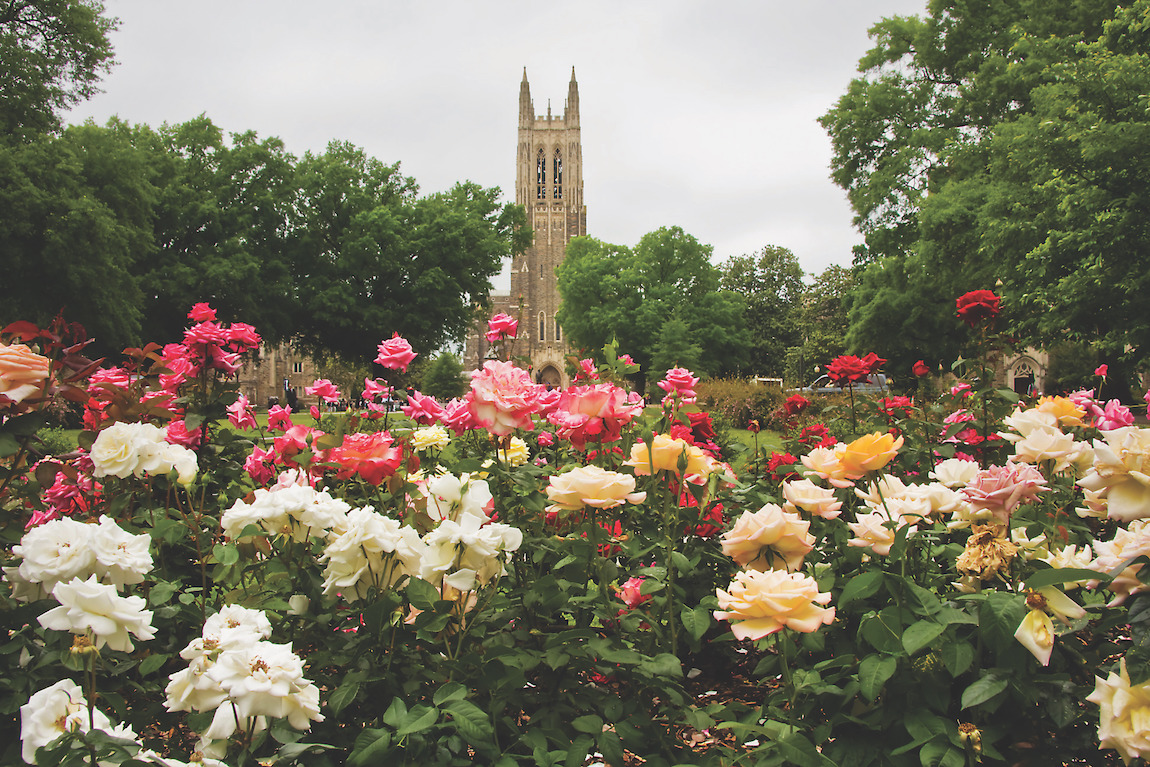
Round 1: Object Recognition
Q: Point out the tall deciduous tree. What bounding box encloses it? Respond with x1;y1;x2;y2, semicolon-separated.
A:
823;0;1150;375
289;141;528;362
0;122;154;354
557;226;749;386
1;0;117;141
719;245;804;376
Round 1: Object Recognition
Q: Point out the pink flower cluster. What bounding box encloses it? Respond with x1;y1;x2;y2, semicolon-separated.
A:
546;383;643;450
1069;389;1135;431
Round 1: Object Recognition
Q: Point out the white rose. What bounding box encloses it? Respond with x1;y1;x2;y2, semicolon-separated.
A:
20;679;114;763
930;458;980;489
202;604;272;646
13;517;97;595
39;575;156;652
782;478;842;519
90;422;163;479
91;516;153;589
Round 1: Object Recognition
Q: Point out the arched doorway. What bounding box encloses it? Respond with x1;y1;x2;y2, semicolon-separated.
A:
1012;362;1035;396
537;365;562;389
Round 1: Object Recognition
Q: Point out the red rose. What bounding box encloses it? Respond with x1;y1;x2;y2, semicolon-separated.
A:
784;394;810;416
826;353;885;386
955;290;1001;327
912;359;930;377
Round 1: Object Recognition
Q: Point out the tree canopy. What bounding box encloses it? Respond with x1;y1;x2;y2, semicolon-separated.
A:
718;245;804;376
1;0;117;142
822;0;1150;375
556;226;749;387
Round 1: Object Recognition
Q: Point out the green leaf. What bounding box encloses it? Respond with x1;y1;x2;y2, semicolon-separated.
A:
395;704;438;737
443;700;493;741
670;550;691;573
211;542;239;566
902;620;945;656
839;570;884;608
960;673;1008;709
148;581;179;606
940;641;974;677
433;682;468;706
405;577;441;612
572;714;603;734
349;729;391;766
328;681;359;717
680;605;710;641
641;653;683;677
1024;567;1105;589
381;697;407;728
860;608;904;654
137;653;169;676
565;736;594;767
858;654;897;702
778;732;837;766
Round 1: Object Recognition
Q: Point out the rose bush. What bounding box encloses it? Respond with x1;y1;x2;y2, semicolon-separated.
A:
0;297;1147;766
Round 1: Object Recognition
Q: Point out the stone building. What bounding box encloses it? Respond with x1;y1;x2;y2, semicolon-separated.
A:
235;344;322;411
465;68;587;387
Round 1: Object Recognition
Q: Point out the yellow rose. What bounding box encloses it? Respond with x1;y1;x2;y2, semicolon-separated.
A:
1035;396;1086;427
1088;658;1150;764
1013;607;1055;666
839;432;904;478
0;342;50;404
625;433;715;477
714;569;835;640
720;503;814;572
545;465;646;514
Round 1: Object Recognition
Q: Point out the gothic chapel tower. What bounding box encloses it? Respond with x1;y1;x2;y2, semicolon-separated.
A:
469;69;586;386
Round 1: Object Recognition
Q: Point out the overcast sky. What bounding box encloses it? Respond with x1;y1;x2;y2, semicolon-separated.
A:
66;0;928;281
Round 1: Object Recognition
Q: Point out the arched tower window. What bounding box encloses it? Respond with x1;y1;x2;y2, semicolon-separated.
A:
553;149;563;199
536;149;546;200
555;319;562;342
538;312;547;342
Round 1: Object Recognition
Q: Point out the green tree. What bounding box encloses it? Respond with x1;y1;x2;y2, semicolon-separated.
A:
125;116;301;346
785;265;854;386
1;0;117;141
0;122;154;354
822;0;1150;377
719;245;804;375
289;142;527;364
420;353;467;400
556;226;749;387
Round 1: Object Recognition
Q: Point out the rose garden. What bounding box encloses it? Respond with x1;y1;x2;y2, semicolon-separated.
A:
1;290;1149;767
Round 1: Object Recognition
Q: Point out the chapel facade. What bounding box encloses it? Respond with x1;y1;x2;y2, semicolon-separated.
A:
465;68;587;387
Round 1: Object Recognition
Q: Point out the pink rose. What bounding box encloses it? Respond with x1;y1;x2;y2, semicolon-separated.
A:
375;333;417;372
575;358;599;382
267;405;293;431
363;377;390;402
962;463;1047;522
403;390;445;425
165;419;203;449
617;577;650;609
226;322;261;351
305;379;341;403
0;342;51;404
329;431;403;485
536;431;555;447
485;313;519;343
441;397;480;435
1095;364;1109;378
657;367;699;403
465;360;542;436
187;302;216;322
244;445;275;485
547;383;643;449
227;393;257;431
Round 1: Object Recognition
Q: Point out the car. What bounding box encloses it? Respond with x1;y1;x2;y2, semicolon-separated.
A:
792;373;890;395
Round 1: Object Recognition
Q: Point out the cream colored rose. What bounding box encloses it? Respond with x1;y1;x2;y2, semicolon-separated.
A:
0;342;50;404
320;508;423;600
782;478;842;519
1010;428;1086;473
411;425;451;452
930;458;980;488
846;510;912;556
998;407;1059;443
801;445;852;488
91;516;154;588
721;503;814;572
1014;608;1055;666
12;516;97;596
714;569;835;640
90;422;158;479
546;465;646;514
1079;427;1150;522
1087;658;1150;764
38;575;156;652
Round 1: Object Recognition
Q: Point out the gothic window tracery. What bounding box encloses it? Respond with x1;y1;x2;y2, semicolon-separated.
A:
536;149;546;200
553;149;563;199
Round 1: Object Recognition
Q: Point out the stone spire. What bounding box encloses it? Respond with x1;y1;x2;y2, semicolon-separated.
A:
519;68;533;128
566;67;579;126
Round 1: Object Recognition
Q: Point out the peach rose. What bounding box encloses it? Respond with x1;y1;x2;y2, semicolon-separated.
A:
714;569;835;640
720;503;814;572
0;342;50;404
1035;395;1086;427
839;432;904;478
545;465;646;514
846;510;912;556
800;445;853;488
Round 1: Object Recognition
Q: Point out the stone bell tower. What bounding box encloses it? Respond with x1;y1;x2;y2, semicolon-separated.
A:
467;68;587;387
